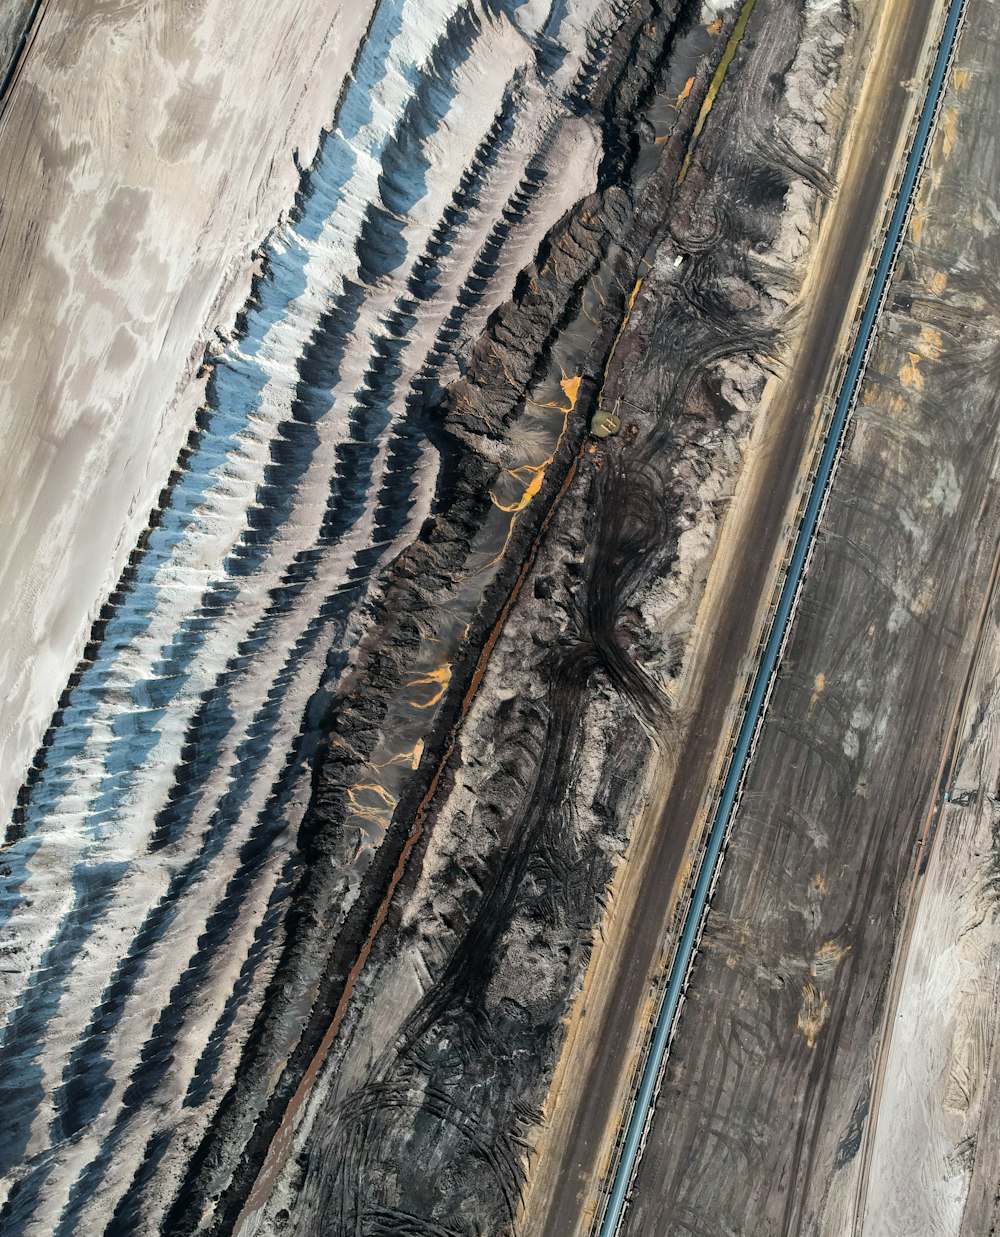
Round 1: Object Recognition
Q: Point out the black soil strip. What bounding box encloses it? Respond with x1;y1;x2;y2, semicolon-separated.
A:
266;3;851;1233
159;0;832;1230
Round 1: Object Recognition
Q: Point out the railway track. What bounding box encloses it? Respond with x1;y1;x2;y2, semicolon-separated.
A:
592;0;970;1231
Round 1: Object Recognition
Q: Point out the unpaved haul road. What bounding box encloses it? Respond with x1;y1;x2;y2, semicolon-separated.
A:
618;0;1000;1230
526;0;952;1231
596;0;967;1229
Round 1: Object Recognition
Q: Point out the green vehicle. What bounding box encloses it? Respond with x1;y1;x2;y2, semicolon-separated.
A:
590;405;623;438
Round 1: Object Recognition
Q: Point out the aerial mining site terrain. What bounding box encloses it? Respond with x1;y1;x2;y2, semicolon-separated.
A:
0;0;995;1234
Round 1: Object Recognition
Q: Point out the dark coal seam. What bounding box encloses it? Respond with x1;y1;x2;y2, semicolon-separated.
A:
181;7;712;1227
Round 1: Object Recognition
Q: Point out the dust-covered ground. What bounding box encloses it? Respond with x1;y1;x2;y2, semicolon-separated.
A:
622;1;1000;1232
4;0;985;1233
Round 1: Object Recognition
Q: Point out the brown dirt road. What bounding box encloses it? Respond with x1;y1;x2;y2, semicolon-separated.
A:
520;0;948;1231
621;0;1000;1230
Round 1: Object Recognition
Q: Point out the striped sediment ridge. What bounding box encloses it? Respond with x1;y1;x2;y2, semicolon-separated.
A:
0;0;850;1233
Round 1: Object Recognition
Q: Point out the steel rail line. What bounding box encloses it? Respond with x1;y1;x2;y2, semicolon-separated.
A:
594;0;969;1231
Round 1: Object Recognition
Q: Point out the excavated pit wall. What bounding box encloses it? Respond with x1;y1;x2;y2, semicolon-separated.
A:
244;1;853;1233
0;0;851;1232
157;1;718;1231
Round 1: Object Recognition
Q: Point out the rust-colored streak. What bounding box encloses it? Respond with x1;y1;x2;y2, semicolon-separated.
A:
673;74;695;111
237;450;583;1227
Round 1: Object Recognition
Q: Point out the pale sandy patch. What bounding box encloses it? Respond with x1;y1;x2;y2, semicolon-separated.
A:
0;0;377;823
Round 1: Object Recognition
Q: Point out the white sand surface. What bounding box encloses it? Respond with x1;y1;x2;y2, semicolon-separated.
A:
0;2;615;1224
0;0;377;825
846;609;1000;1237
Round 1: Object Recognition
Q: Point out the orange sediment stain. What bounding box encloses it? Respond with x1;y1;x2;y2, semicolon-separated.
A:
346;781;397;830
407;663;452;709
909;181;932;245
797;939;850;1049
492;465;548;515
373;738;426;771
674;75;695;111
481;371;580;567
919;324;943;359
484;458;553;568
707;17;723;35
940;107;959;158
797;980;829;1049
559;372;582;410
807;671;825;714
403;738;425;769
236;454;585;1228
525;371;580;417
812;938;850;977
899;352;924;389
467;455;580;704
